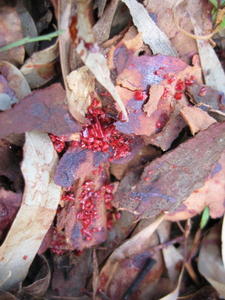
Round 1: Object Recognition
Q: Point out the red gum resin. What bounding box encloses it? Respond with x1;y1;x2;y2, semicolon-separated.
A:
75;181;115;241
76;99;132;161
134;90;145;101
174;92;183;100
49;134;65;153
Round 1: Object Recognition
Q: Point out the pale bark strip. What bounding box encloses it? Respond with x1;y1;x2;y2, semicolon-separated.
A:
0;131;61;290
121;0;177;56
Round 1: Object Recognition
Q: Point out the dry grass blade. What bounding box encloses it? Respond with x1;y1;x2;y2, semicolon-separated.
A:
0;131;61;290
121;0;177;56
159;267;184;300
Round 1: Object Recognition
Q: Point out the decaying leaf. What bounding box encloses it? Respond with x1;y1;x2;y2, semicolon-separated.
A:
93;0;119;44
186;81;225;119
20;42;59;89
0;6;25;65
113;122;225;218
180;106;216;135
198;223;225;298
0;83;81;139
98;215;165;299
192;17;225;94
0;61;31;101
77;42;128;121
0;131;61;290
121;0;177;56
21;255;50;297
66;66;95;123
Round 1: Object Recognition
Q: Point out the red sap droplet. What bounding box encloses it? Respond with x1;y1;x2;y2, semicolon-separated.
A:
174;92;183;100
134;90;145;101
175;79;185;91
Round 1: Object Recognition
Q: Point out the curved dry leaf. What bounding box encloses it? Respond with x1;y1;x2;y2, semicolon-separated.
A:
0;290;18;300
99;214;164;271
20;42;58;89
191;18;225;94
121;0;177;56
0;61;31;100
222;214;225;268
98;231;164;299
0;131;61;290
66;66;95;123
198;224;225;298
77;41;128;120
0;6;25;65
157;221;183;283
22;255;50;297
180;106;216;135
17;5;38;56
93;0;119;44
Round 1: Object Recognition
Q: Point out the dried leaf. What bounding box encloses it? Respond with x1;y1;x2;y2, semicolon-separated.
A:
66;66;95;123
144;0;197;63
186;82;225;118
180;106;216;135
0;291;18;300
113;122;225;218
192;18;225;93
77;42;128;120
98;216;164;298
93;0;120;44
198;223;225;298
121;0;177;56
222;214;225;268
0;83;81;139
0;61;31;101
22;255;50;297
17;4;38;56
20;42;59;89
0;6;25;65
0;131;61;290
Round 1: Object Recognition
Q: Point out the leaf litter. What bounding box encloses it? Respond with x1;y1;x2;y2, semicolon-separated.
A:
0;0;225;299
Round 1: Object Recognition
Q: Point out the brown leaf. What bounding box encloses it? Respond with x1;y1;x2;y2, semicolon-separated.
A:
0;83;81;139
0;61;31;101
66;66;95;123
180;106;216;135
98;215;164;299
93;0;120;44
121;0;177;56
20;42;59;89
0;188;22;232
186;82;225;117
198;223;225;298
113;122;225;218
0;6;25;65
22;255;50;297
0;132;61;290
0;291;18;300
